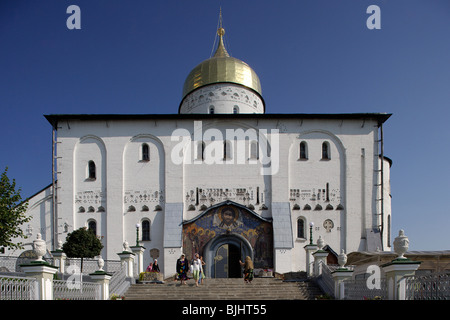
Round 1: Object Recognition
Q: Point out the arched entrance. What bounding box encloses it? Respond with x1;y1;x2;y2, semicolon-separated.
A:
182;201;274;278
204;234;253;278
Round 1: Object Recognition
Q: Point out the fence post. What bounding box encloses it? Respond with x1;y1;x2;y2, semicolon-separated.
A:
20;234;59;300
331;250;353;299
381;230;421;300
304;244;318;277
312;236;328;277
130;245;146;276
51;244;67;275
89;255;112;300
118;241;135;278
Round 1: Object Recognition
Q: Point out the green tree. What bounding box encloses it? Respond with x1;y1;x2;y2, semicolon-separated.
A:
62;227;103;272
0;167;31;250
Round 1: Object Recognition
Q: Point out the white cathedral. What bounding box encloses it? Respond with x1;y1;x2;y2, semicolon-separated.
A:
8;23;392;278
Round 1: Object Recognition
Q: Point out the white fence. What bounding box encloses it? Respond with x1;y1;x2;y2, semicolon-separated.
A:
343;277;387;300
53;279;101;300
0;276;38;300
0;256;131;300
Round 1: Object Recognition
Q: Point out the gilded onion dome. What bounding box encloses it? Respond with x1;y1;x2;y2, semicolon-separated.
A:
181;26;262;102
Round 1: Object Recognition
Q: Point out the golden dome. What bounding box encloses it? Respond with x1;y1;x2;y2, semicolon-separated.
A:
181;27;262;100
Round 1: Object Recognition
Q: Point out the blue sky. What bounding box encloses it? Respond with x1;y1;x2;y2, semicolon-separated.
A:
0;0;449;251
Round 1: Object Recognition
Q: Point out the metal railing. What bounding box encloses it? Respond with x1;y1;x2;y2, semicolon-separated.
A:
315;261;335;298
404;272;450;300
109;261;130;299
53;279;101;300
0;276;38;300
64;258;122;275
343;277;387;300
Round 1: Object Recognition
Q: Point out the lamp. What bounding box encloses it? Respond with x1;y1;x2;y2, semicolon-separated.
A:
136;223;141;247
309;222;314;245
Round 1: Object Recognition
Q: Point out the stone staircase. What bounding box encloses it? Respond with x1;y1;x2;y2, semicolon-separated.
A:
123;276;324;300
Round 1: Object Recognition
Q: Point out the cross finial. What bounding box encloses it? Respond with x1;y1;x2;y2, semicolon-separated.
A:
217;7;225;37
213;7;229;57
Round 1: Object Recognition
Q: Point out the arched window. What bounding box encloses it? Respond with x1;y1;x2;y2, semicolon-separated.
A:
88;161;96;180
141;143;150;161
233;106;239;114
88;220;97;236
300;142;308;160
297;218;305;239
197;141;205;161
250;141;258;159
142;220;151;241
209;106;215;114
322;142;330;160
224;140;232;160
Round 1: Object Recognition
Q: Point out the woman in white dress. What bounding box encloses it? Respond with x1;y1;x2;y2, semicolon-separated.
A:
192;253;203;287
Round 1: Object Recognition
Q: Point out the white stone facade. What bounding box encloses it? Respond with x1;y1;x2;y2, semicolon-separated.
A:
8;112;392;278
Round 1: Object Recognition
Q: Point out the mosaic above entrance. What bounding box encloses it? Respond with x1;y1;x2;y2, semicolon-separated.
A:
182;203;273;269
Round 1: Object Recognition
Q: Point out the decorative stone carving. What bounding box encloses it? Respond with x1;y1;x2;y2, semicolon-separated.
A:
124;189;165;205
289;185;342;210
75;190;106;205
185;186;268;211
317;236;325;250
33;233;46;262
338;249;347;268
123;240;131;253
57;240;63;251
393;229;409;259
97;255;105;271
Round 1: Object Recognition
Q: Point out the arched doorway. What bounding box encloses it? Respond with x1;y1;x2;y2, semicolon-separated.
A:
203;233;252;278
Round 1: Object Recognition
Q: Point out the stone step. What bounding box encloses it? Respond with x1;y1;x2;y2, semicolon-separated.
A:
123;277;324;300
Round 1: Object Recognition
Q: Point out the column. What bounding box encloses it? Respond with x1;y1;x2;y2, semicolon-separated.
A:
331;250;353;299
381;230;421;300
118;252;135;278
312;236;328;276
130;245;146;276
20;233;59;300
51;249;67;275
21;262;59;300
90;271;112;300
304;244;318;277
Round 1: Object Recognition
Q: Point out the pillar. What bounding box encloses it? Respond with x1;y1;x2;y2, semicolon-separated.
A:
304;244;318;277
331;269;353;299
313;250;329;277
381;229;421;300
117;251;135;278
312;236;328;276
130;245;146;275
89;271;112;300
382;259;421;300
51;250;67;275
20;261;59;300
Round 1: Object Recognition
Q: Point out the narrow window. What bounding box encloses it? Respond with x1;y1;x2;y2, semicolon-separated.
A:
142;220;151;241
387;215;391;247
297;218;305;238
322;142;330;160
224;140;232;159
88;161;96;180
233;106;239;114
209;106;215;114
142;143;150;161
88;220;97;236
300;141;308;160
250;141;258;159
197;141;205;160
